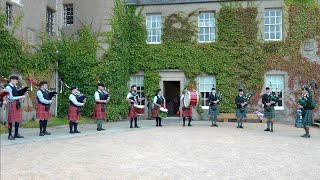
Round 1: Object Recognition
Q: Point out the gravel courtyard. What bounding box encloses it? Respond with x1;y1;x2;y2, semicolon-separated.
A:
1;120;320;179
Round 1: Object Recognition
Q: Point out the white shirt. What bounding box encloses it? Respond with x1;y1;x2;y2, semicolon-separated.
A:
153;95;166;104
69;94;84;106
5;83;23;102
180;94;184;101
37;89;52;104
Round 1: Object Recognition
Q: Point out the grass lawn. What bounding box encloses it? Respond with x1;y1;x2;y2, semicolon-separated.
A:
0;117;94;134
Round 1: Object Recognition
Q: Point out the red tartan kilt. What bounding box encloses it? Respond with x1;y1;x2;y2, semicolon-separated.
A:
128;105;139;118
182;107;192;118
152;106;160;118
8;101;22;123
36;103;51;120
93;104;106;119
68;106;81;121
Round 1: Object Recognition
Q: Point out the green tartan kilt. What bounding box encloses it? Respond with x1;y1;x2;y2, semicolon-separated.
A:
209;106;220;116
303;110;313;126
236;108;247;119
264;106;275;119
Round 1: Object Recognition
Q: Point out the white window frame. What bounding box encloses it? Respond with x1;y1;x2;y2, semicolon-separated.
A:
265;75;285;110
6;3;12;27
264;8;283;41
198;76;216;109
63;4;74;26
27;28;35;45
198;11;215;43
46;8;54;36
130;75;145;105
146;14;162;44
10;0;21;6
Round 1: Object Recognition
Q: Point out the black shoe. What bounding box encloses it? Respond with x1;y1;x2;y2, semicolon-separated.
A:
264;128;270;131
214;124;218;127
134;125;140;128
237;126;240;128
211;124;214;127
156;124;159;127
188;124;192;127
130;126;133;128
75;130;81;133
100;128;106;131
39;132;45;136
97;128;101;131
270;129;273;132
183;124;185;127
159;125;162;127
301;134;310;138
8;135;15;140
14;134;24;138
70;130;75;134
43;131;51;135
240;126;244;129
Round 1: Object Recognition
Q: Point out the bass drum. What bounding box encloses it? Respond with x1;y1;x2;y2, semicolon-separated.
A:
184;91;199;108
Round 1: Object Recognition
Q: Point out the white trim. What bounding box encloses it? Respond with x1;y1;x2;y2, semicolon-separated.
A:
202;106;209;110
275;106;284;111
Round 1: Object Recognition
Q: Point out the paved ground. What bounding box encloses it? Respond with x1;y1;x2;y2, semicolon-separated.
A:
1;119;320;179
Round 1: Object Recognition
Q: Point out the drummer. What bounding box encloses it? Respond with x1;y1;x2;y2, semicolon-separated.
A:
180;87;192;127
152;89;166;127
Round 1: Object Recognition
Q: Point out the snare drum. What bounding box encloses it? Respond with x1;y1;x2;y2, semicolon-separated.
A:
135;105;145;115
184;91;199;108
158;107;168;118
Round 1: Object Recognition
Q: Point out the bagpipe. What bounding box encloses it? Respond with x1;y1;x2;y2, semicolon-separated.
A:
209;85;222;111
298;80;318;110
29;77;58;100
60;78;87;103
239;82;254;112
269;82;281;105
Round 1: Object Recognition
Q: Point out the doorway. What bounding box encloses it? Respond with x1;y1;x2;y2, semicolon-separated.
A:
163;81;180;116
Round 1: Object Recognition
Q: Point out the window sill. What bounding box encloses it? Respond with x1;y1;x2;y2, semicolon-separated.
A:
198;41;215;43
147;42;161;44
264;39;283;42
275;107;285;110
9;0;23;7
201;106;209;110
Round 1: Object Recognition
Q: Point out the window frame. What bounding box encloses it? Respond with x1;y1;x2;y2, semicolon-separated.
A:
146;14;162;44
6;3;12;27
198;75;216;109
63;4;74;26
264;8;283;41
265;75;285;110
198;11;215;43
129;75;145;106
46;8;54;36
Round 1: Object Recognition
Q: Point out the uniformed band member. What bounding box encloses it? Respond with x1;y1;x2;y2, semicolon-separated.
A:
298;87;313;138
153;89;166;127
5;76;28;140
208;88;220;127
235;89;247;128
93;83;110;131
36;81;53;136
262;87;277;132
126;85;145;128
180;88;192;127
68;86;85;133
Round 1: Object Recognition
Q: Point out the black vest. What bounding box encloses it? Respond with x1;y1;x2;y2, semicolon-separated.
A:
235;95;245;108
9;85;18;97
97;90;108;104
156;96;164;106
129;92;139;104
262;94;276;106
37;89;50;105
209;94;218;106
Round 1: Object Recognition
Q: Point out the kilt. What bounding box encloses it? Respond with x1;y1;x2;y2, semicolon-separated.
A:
128;105;138;118
152;106;160;118
8;101;22;123
302;110;313;126
182;107;192;118
208;106;220;116
68;105;81;121
264;106;275;119
36;103;51;120
93;104;106;120
236;108;247;119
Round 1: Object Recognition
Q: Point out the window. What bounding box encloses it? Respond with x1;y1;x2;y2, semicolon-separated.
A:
27;28;35;45
266;75;284;110
264;9;282;41
146;14;162;44
64;4;74;26
130;75;145;105
6;3;12;27
198;12;215;42
46;8;54;36
198;76;216;107
11;0;21;5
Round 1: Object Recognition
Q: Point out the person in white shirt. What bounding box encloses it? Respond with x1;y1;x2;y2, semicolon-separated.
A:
126;85;144;128
180;87;192;127
152;89;166;127
93;83;110;131
5;76;28;140
68;86;85;133
36;81;53;136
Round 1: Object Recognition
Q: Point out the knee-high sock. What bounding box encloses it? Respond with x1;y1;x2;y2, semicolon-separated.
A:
270;120;274;129
14;122;19;135
39;120;44;132
183;117;186;125
130;118;133;127
74;122;78;131
159;118;162;125
69;121;73;131
188;117;191;125
8;123;13;136
305;127;310;136
267;120;270;129
134;117;138;126
212;116;217;125
237;119;240;126
240;119;243;126
43;120;48;132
